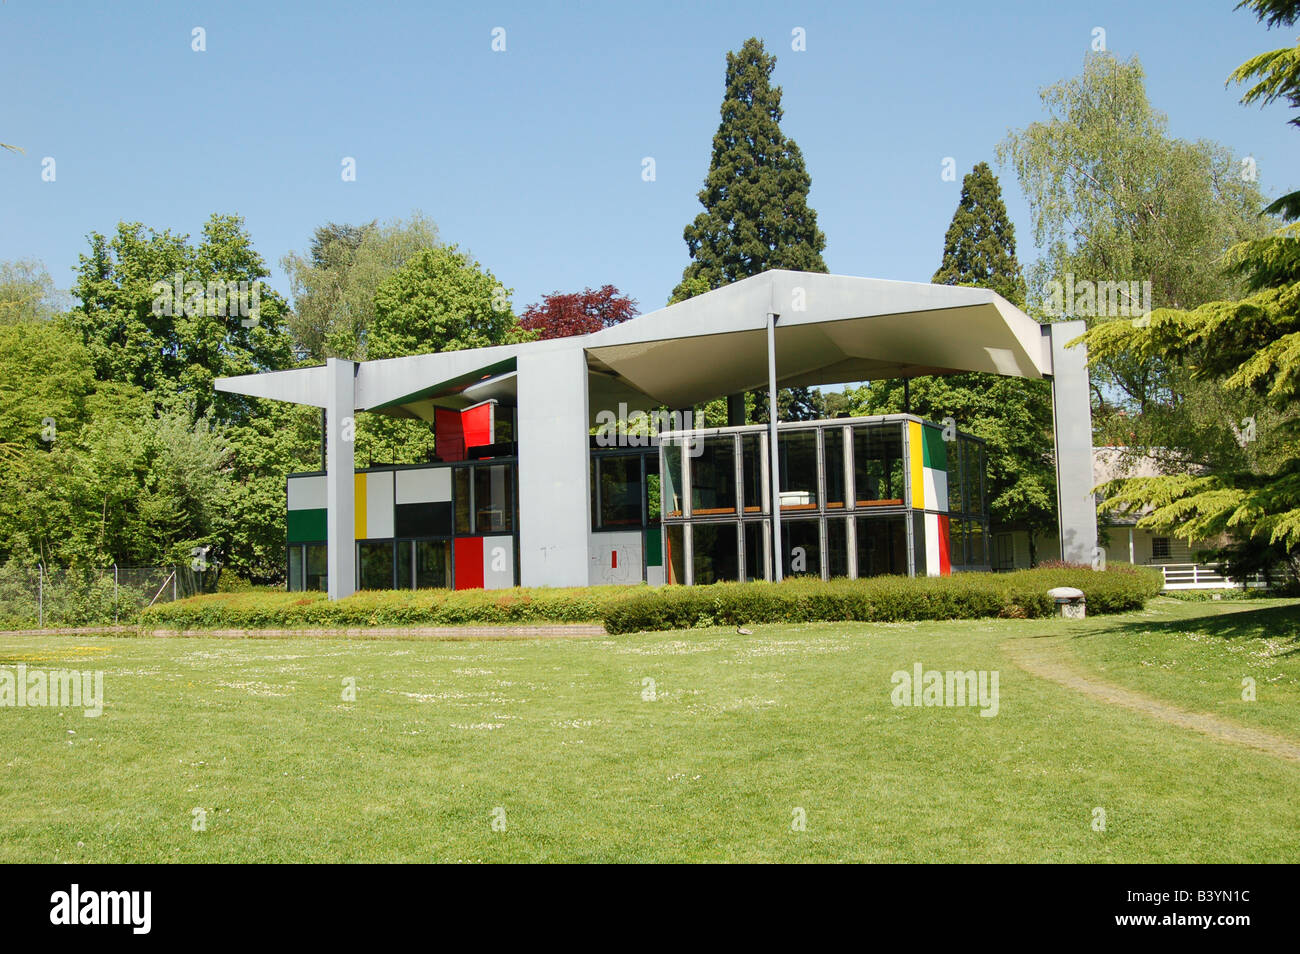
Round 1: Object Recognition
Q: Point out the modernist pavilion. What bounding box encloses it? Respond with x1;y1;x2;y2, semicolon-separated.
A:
215;270;1097;599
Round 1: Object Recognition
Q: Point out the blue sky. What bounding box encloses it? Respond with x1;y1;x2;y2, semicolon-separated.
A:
2;0;1295;317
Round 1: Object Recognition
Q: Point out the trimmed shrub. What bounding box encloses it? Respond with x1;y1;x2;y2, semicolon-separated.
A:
139;585;632;630
602;568;1161;633
137;567;1162;634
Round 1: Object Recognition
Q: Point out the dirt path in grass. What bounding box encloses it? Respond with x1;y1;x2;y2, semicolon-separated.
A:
1002;637;1300;764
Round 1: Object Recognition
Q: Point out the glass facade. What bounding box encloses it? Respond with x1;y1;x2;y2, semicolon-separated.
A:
589;444;664;584
945;436;988;571
287;414;989;592
657;415;989;585
286;457;519;592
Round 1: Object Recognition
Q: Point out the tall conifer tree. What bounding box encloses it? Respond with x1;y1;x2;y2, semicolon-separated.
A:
852;163;1056;561
672;37;827;303
673;37;828;424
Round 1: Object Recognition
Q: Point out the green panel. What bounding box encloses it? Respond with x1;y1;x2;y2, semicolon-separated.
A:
921;424;948;471
287;508;327;543
645;528;663;567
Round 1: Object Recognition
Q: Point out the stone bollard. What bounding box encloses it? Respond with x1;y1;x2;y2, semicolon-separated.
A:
1047;586;1086;619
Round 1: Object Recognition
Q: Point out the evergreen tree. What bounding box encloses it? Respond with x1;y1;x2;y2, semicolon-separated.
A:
671;37;827;302
932;162;1026;306
851;163;1056;561
673;37;827;424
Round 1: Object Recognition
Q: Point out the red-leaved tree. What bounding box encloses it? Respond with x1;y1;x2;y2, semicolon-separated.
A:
519;285;639;339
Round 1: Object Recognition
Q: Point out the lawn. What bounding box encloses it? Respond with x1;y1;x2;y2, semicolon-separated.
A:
0;597;1297;863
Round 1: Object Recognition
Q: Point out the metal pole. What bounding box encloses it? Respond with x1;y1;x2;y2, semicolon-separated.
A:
38;564;43;628
767;311;783;582
113;564;119;624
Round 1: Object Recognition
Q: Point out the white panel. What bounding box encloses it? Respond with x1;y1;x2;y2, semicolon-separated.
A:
924;467;948;513
287;474;327;511
588;531;643;585
924;513;941;576
366;471;395;539
481;535;515;589
395;467;452;504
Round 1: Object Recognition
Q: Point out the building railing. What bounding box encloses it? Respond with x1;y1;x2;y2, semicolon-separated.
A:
1158;563;1269;591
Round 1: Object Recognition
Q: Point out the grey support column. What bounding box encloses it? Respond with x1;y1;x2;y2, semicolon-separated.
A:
767;312;783;582
517;348;591;587
325;358;357;599
1046;321;1098;565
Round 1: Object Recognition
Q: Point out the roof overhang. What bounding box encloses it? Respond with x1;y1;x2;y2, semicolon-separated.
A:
581;271;1050;408
214;270;1053;424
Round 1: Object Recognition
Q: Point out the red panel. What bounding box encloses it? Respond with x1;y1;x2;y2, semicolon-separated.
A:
937;515;951;576
454;537;484;590
434;403;494;462
434;407;466;462
461;404;493;457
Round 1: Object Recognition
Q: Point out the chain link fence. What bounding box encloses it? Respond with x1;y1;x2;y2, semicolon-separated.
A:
0;564;206;628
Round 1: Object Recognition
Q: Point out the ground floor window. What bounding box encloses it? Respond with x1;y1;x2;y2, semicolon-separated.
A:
856;515;907;577
743;521;767;581
358;541;395;590
412;540;452;589
286;544;328;591
692;522;739;584
781;518;822;578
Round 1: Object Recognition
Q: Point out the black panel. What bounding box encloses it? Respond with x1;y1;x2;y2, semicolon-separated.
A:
395;501;453;537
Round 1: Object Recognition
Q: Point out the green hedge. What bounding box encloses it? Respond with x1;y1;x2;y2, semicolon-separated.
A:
138;567;1161;633
139;585;631;630
602;567;1161;633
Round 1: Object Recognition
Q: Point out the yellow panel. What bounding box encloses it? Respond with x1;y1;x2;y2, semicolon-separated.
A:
354;474;367;539
908;421;925;510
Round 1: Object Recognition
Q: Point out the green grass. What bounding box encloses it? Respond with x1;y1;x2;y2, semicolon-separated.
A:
0;598;1296;862
1064;596;1300;739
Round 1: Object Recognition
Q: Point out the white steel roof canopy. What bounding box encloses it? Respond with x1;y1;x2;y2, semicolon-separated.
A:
216;270;1053;421
581;271;1050;409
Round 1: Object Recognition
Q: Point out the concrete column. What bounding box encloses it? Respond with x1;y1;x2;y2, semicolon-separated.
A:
767;312;783;582
1046;321;1098;565
517;349;591;587
325;358;356;599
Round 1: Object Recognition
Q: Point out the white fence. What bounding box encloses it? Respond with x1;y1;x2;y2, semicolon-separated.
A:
1158;563;1269;591
0;564;205;628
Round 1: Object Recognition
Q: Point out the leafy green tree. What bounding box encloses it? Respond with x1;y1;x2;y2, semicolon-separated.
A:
356;244;528;467
0;315;230;568
0;260;65;324
281;213;439;360
65;214;294;420
0;319;94;473
1083;0;1300;580
999;51;1274;438
368;245;520;358
217;401;325;582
